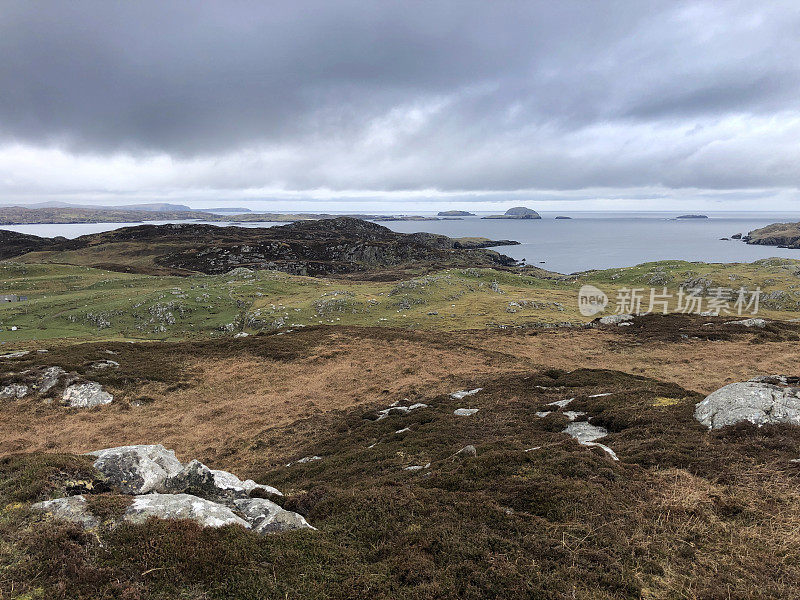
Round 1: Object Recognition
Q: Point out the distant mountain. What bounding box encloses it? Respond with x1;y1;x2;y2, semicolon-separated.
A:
195;207;252;213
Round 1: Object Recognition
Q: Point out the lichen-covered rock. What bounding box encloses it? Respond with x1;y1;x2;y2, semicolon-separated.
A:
0;383;29;399
165;459;283;500
233;498;315;534
695;378;800;429
62;382;113;408
37;366;66;394
31;495;99;530
209;468;282;497
87;444;183;494
124;493;249;528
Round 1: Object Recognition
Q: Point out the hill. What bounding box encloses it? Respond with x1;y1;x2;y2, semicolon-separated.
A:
3;217;520;278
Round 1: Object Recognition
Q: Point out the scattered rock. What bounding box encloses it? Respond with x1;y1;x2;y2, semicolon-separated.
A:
563;421;609;444
285;455;322;467
563;411;586;421
453;408;479;416
233;332;249;338
695;378;800;429
404;463;431;472
0;350;30;359
598;314;634;325
375;402;428;420
547;398;574;408
91;359;120;370
563;421;619;461
124;493;249;529
455;444;477;458
62;382;113;408
31;495;100;530
87;444;183;494
725;318;766;328
450;388;482;400
535;411;551;417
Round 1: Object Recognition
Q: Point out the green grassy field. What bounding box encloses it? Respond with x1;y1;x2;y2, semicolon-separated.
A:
2;257;800;344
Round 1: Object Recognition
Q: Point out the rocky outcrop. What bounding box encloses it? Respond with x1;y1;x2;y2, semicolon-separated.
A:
695;377;800;429
34;445;313;536
87;444;184;494
124;493;250;529
62;382;113;408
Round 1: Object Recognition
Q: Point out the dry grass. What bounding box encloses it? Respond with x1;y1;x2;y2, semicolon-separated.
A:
0;332;518;473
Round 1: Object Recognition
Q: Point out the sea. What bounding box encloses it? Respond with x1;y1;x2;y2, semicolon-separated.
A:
4;211;800;274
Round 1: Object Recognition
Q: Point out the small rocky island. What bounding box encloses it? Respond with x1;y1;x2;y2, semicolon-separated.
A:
675;214;708;219
554;216;572;219
437;210;475;216
482;206;541;220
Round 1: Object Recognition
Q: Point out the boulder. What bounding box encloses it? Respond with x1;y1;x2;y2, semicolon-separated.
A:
725;318;766;328
0;383;29;400
233;498;315;534
124;493;249;529
455;444;477;458
165;459;282;500
453;408;479;416
695;378;800;429
31;495;99;530
37;366;66;394
598;314;634;325
62;382;113;408
87;444;183;494
450;388;482;400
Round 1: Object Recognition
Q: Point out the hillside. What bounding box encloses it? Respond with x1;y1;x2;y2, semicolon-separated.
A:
3;320;800;598
3;218;519;278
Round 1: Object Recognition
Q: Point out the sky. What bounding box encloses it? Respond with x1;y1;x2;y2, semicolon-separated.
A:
1;1;799;212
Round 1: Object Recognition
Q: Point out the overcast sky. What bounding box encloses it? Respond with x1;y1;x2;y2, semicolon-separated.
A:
1;1;799;211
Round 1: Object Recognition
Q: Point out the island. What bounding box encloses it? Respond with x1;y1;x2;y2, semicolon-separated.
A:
675;214;709;219
743;222;800;248
554;215;572;219
437;210;475;217
482;206;541;220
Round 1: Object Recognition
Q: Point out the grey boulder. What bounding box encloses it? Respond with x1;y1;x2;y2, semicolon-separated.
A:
87;444;183;494
165;459;282;500
124;493;249;529
695;378;800;429
233;498;315;534
37;366;66;394
598;314;634;325
0;383;29;400
62;382;113;408
31;495;100;530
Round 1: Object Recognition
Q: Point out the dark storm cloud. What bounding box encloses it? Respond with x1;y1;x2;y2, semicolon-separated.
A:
0;0;799;197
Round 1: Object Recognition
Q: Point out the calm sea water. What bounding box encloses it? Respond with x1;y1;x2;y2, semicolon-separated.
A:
4;211;800;274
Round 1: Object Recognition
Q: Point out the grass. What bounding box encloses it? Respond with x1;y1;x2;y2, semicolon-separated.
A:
3;257;800;344
3;363;800;598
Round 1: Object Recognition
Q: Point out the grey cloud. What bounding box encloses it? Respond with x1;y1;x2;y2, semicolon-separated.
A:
0;0;799;196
